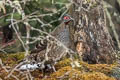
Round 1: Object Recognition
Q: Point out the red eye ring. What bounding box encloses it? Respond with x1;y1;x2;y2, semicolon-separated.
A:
63;16;70;20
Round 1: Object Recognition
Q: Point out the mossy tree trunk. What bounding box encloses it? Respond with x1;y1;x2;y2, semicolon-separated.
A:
68;0;116;64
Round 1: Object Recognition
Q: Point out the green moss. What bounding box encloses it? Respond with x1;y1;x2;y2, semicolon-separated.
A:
48;66;115;80
0;52;25;66
79;61;117;74
55;58;117;75
55;58;72;69
0;53;118;80
78;72;115;80
8;52;25;61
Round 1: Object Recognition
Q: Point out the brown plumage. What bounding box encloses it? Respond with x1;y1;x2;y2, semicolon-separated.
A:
26;15;74;72
29;22;71;63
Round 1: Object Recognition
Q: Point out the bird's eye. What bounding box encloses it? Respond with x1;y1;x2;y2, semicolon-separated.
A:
64;16;70;20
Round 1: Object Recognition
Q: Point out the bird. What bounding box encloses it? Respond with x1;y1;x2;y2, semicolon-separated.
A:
20;14;74;72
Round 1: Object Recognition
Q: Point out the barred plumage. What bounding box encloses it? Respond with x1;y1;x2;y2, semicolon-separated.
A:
20;14;73;71
29;23;70;63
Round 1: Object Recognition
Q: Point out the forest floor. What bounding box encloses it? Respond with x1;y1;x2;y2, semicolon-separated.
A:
0;52;119;80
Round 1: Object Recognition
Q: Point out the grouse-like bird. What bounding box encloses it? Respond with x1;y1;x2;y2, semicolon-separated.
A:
20;14;74;71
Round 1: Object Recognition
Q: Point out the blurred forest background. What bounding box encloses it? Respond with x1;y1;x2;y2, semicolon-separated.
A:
0;0;120;80
0;0;69;53
0;0;120;54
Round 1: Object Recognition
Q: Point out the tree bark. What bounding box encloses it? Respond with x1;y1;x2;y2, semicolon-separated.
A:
68;0;116;64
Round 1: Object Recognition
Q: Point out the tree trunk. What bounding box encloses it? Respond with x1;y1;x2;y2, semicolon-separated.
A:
68;0;116;64
29;0;117;64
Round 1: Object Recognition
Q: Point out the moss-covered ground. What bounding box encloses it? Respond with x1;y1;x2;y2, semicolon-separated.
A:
0;52;118;80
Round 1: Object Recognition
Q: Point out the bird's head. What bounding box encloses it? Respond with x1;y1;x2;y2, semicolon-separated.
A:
62;14;74;25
